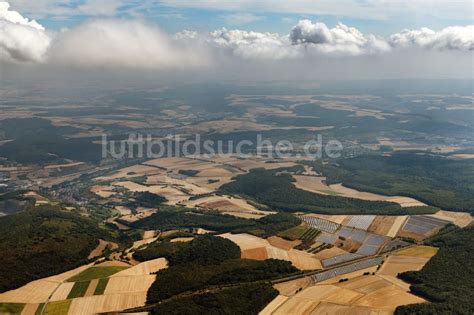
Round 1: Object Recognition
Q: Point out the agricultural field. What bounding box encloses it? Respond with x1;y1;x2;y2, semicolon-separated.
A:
219;233;322;270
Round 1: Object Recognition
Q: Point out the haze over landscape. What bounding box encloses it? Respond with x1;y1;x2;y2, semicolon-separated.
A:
0;1;473;315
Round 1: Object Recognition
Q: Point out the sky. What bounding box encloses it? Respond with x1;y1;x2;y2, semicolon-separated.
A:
0;1;473;81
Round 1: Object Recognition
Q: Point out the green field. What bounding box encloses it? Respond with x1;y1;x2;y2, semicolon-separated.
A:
67;281;90;299
66;266;128;282
43;300;72;315
94;278;109;295
0;303;25;314
278;224;310;241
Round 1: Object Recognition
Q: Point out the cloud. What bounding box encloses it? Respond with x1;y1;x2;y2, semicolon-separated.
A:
290;20;390;55
222;13;263;25
78;0;122;16
390;25;473;51
208;28;300;60
0;2;51;62
50;19;208;69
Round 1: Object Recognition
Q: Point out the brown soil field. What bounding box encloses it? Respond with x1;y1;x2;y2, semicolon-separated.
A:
367;216;397;236
312;247;348;260
104;275;156;294
267;236;301;250
396;230;426;242
387;216;408;238
274;277;313;297
68;292;147;314
259;295;289;315
111;258;168;277
242;247;268;260
377;255;431;277
88;240;118;259
49;282;74;301
184;195;266;216
450;153;474;159
429;210;473;228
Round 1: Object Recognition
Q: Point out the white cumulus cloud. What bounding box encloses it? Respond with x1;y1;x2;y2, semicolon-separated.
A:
208;28;300;60
290;20;390;55
0;1;51;62
390;25;474;51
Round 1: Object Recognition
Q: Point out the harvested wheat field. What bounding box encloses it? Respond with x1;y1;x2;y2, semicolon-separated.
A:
272;296;320;315
287;250;322;270
270;274;425;315
184;195;267;217
429;210;473;228
392;246;438;258
267;236;301;250
68;292;147;315
111;258;168;277
49;282;74;301
329;184;426;207
304;213;347;224
219;233;270;251
274;277;313;297
113;181;190;205
84;279;98;297
88;240;118;259
0;280;59;303
377;255;431;277
170;237;194;243
90;185;116;198
121;208;157;223
311;302;390;315
312;247;348;260
292;175;335;195
0;264;92;303
96;164;162;181
104;275;156;294
259;295;289;315
115;206;132;216
20;303;40;315
386;216;408;238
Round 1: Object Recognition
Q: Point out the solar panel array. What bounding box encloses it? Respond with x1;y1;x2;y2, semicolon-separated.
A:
316;232;338;245
322;253;363;267
300;215;341;233
402;215;450;235
312;257;384;283
345;215;376;230
381;239;411;253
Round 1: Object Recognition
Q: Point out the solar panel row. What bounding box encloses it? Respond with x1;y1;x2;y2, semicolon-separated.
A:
300;215;341;233
312;257;384;283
